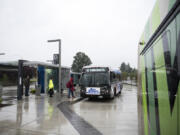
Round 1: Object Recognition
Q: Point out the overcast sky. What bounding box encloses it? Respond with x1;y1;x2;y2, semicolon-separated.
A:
0;0;156;68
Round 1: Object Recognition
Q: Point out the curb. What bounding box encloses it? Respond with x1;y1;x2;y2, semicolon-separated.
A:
122;82;137;86
69;97;85;104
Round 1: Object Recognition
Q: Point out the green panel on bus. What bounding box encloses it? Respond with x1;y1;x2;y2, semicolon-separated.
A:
138;0;179;135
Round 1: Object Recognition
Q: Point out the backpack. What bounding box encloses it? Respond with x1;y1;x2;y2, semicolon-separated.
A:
66;81;70;88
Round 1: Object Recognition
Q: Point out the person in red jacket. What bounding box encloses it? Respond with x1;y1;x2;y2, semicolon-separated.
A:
67;77;75;98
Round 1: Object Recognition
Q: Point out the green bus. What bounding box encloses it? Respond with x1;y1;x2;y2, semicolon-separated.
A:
138;0;180;135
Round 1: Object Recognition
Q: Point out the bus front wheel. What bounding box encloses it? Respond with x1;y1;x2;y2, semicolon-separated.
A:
110;88;115;99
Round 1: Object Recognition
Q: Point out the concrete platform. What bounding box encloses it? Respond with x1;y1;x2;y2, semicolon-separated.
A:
0;85;138;135
0;93;80;135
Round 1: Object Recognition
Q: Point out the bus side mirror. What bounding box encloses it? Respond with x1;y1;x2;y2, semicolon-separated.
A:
139;40;146;46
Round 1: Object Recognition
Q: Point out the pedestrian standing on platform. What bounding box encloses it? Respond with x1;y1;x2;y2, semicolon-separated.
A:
48;77;54;97
66;77;75;98
24;75;30;96
61;82;63;94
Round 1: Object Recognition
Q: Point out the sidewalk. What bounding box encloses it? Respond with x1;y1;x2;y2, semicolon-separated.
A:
0;91;81;135
122;80;137;86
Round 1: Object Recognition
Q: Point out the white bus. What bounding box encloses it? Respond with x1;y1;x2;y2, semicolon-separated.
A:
79;66;123;99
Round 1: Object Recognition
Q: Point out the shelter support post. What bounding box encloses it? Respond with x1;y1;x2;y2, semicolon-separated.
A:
17;60;23;100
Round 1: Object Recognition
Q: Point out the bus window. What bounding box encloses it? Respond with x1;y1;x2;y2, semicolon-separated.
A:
177;13;180;76
142;14;178;135
138;1;180;135
110;72;116;82
177;12;180;133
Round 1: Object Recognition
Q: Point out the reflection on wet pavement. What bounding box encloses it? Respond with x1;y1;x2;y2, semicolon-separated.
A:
58;101;102;135
0;94;79;135
71;84;138;135
0;84;137;135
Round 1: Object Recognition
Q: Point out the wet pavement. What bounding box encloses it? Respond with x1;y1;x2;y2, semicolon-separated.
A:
0;85;34;102
0;93;80;135
69;85;138;135
0;84;137;135
0;86;17;102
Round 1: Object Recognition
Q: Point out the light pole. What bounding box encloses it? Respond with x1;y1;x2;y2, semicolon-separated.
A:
47;39;61;93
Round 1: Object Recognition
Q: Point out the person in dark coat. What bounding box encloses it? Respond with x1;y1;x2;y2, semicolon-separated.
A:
67;77;75;98
24;75;30;96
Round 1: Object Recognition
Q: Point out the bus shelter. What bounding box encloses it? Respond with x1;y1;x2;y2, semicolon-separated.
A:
0;60;70;100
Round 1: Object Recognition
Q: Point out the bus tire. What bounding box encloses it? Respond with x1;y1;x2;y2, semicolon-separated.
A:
110;95;114;99
110;89;115;99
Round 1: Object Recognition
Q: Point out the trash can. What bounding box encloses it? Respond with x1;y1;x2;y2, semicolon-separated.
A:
35;84;41;96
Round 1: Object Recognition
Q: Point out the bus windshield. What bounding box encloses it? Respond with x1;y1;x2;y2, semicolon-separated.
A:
80;72;109;87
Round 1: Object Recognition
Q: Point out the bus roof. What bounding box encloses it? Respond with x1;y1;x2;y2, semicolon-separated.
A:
82;65;121;73
83;65;110;69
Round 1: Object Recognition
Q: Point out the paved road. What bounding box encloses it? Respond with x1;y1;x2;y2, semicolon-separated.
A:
59;84;138;135
0;84;138;135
